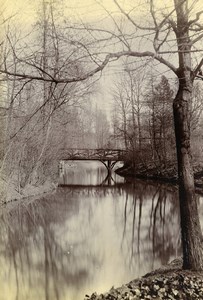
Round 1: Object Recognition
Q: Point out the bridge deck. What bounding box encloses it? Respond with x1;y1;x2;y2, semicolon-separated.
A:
61;157;122;161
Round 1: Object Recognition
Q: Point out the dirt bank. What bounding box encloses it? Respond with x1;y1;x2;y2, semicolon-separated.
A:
85;259;203;300
116;162;203;194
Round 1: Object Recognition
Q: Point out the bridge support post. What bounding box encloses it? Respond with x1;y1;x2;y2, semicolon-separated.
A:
59;161;65;176
100;160;118;175
107;160;111;175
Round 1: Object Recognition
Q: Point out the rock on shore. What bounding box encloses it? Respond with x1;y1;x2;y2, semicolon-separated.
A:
84;259;203;300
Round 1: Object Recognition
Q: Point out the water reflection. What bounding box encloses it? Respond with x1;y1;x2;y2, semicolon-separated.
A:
120;182;181;273
59;161;124;186
0;162;202;300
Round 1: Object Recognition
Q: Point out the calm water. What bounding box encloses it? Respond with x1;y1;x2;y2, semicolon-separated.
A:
0;161;202;300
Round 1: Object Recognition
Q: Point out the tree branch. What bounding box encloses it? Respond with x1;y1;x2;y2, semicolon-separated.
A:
190;32;203;45
193;57;203;79
0;50;178;84
189;10;203;26
113;0;156;31
94;0;131;50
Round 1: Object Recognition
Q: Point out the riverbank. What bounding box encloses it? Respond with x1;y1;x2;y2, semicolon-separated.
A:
0;175;56;210
85;259;203;300
116;161;203;193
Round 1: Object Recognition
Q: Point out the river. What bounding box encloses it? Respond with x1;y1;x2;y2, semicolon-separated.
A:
0;161;202;300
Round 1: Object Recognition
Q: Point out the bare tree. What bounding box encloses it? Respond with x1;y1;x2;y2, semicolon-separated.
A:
0;1;96;191
79;0;203;270
124;65;146;152
111;78;131;149
94;107;111;148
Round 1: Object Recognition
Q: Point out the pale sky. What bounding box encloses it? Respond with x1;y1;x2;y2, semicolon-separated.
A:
2;0;119;24
1;0;177;25
2;0;203;21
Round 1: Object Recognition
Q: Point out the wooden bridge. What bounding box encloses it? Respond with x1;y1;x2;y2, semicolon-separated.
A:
60;148;127;161
59;148;128;174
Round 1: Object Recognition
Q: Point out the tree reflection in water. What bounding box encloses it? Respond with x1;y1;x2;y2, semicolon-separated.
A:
0;195;102;300
0;173;202;300
119;180;182;274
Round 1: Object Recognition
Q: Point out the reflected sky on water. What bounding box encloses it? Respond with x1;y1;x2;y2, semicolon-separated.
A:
0;161;202;300
59;161;124;186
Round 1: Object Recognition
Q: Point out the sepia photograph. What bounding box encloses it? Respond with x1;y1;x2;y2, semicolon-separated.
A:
0;0;203;299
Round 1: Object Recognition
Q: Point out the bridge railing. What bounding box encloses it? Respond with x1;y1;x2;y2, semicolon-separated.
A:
59;148;128;161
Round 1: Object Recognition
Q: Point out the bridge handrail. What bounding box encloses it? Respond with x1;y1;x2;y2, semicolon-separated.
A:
60;148;127;152
59;148;129;161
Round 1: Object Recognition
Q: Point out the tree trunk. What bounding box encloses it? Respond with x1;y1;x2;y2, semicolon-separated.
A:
173;81;203;270
173;0;203;271
123;111;128;149
137;108;142;151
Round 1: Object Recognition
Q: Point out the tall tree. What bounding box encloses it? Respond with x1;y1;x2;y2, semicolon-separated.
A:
71;0;203;270
171;0;203;269
111;78;131;149
94;107;110;148
147;75;174;163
